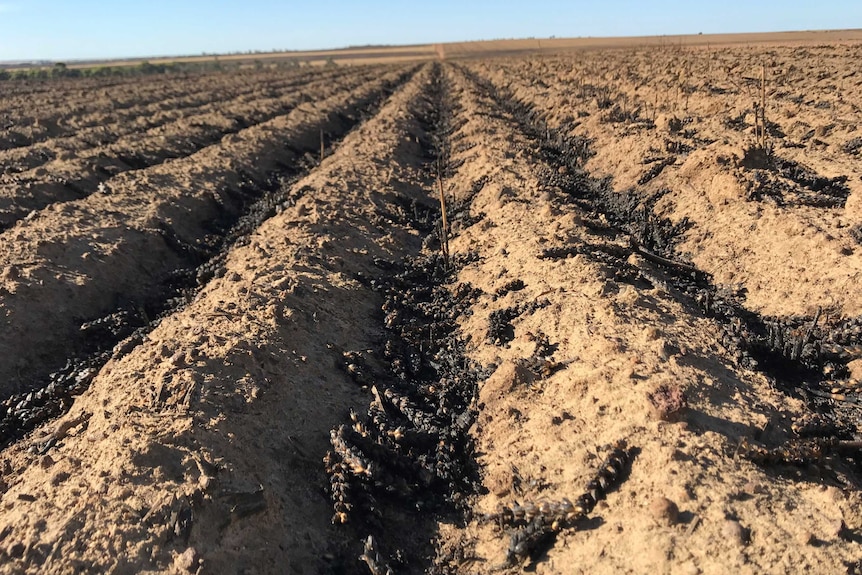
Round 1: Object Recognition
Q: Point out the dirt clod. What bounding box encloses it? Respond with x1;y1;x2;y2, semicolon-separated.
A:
722;519;749;546
175;547;200;572
646;384;688;421
650;496;680;525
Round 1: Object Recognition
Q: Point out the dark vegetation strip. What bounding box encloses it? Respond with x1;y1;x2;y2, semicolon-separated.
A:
0;67;417;450
0;58;242;83
322;63;490;574
457;65;862;475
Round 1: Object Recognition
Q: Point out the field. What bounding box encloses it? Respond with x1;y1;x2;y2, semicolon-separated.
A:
0;35;861;574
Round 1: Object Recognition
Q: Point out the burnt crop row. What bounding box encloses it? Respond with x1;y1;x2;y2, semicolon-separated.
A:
0;68;416;449
326;252;488;572
458;65;862;480
322;64;490;574
480;442;633;568
476;55;855;211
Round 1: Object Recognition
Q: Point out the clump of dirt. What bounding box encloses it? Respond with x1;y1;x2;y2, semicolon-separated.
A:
646;384;688;422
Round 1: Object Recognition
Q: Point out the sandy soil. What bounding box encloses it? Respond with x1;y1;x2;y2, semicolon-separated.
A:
0;41;860;575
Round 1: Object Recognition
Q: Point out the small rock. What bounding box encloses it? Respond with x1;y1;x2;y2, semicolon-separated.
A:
797;530;814;546
39;455;54;469
825;485;845;502
599;280;619;297
650;496;679;525
643;326;661;341
50;471;70;486
676;486;693;503
743;480;766;495
722;519;749;546
656;339;681;361
847;359;862;382
175;547;200;572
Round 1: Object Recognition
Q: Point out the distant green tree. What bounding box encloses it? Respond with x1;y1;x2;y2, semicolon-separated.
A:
51;62;68;78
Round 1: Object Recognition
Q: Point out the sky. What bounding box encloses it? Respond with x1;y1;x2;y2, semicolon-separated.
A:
0;0;860;61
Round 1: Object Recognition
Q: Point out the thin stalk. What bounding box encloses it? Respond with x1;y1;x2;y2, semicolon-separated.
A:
436;161;450;269
760;64;767;147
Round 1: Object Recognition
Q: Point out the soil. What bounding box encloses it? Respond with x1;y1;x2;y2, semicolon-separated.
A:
1;40;862;575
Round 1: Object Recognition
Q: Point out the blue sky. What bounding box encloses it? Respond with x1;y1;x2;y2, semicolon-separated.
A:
0;0;859;61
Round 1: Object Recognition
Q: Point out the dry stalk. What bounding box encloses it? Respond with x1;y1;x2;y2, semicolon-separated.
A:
755;63;769;149
320;128;325;163
436;161;451;269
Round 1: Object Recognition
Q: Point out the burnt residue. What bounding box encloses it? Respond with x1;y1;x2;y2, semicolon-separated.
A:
323;63;491;574
480;442;634;567
637;157;676;185
742;151;851;208
488;299;550;346
493;278;526;299
843;137;862;156
327;252;490;570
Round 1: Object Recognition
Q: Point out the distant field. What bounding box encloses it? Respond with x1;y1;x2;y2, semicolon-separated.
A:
41;28;862;69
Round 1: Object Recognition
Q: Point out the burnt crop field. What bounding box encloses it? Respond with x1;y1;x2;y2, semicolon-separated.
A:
1;41;862;574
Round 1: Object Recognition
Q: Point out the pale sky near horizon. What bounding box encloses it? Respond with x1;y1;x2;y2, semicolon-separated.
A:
0;0;860;61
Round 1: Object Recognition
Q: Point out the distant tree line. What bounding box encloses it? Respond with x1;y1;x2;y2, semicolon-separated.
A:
0;59;246;81
0;55;332;82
